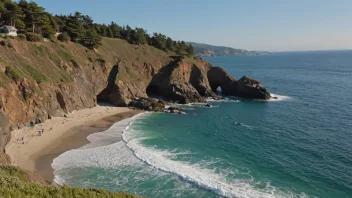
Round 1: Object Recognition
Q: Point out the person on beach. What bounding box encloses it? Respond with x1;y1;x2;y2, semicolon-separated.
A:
37;129;44;136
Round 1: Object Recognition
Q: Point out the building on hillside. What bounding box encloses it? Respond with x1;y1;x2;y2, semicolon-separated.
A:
0;26;18;37
55;32;62;37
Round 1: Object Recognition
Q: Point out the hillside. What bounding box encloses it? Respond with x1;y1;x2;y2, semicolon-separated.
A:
186;42;271;57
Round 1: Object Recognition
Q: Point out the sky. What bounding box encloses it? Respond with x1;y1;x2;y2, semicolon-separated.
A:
33;0;352;52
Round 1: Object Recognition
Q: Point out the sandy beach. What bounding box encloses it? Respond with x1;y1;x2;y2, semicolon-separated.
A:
5;105;140;182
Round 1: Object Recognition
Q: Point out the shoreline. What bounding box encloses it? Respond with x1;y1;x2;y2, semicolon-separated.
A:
5;105;141;183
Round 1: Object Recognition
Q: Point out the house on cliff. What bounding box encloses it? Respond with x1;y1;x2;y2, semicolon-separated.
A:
0;26;18;37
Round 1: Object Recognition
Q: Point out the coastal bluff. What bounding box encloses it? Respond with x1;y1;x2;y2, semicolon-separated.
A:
0;38;270;164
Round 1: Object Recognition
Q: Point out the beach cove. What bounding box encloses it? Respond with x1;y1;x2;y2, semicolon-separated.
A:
5;106;141;182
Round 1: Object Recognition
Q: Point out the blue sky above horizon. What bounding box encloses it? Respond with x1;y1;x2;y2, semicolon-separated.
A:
33;0;352;52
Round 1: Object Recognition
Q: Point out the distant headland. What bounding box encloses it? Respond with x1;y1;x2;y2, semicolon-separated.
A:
186;42;271;57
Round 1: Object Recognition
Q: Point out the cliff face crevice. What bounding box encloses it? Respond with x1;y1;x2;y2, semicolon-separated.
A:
56;92;67;112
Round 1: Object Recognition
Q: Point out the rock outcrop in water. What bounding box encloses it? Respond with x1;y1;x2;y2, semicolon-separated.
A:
234;76;271;99
207;67;271;99
128;98;165;112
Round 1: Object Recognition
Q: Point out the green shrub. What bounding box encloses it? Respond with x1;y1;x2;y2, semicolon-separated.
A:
58;32;70;42
25;33;43;42
0;166;139;198
0;166;28;182
8;36;15;39
17;34;26;41
7;42;13;48
49;36;58;43
96;58;106;65
23;64;46;84
4;66;20;81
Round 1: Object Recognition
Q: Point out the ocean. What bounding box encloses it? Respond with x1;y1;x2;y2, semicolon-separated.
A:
52;50;352;198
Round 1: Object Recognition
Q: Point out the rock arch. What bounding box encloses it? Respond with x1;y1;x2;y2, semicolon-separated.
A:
207;67;236;95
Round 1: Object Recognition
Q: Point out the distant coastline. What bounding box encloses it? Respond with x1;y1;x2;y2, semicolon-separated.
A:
186;42;271;57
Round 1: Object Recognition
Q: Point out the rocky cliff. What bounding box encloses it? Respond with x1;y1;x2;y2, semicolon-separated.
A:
0;37;270;163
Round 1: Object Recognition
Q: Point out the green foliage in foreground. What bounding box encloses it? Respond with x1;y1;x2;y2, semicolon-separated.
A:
0;166;139;198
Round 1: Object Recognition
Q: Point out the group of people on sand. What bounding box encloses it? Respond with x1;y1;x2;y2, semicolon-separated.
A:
18;127;49;144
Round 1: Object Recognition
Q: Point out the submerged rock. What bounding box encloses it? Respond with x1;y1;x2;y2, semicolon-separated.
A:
168;107;180;114
205;104;212;108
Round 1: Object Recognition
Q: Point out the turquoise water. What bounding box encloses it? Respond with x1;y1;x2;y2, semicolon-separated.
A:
52;51;352;198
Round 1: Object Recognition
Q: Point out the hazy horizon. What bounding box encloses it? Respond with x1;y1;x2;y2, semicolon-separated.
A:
34;0;352;52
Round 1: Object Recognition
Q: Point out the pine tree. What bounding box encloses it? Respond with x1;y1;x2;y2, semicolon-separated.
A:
107;27;113;38
81;30;102;49
166;37;175;51
3;0;24;28
186;44;194;56
133;28;147;45
109;22;121;38
151;33;166;50
22;1;46;33
0;1;6;19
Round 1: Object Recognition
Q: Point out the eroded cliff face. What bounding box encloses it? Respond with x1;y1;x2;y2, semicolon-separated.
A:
98;57;216;105
0;38;270;164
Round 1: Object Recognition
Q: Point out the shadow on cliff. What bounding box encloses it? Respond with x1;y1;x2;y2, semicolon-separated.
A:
96;65;122;106
146;59;183;101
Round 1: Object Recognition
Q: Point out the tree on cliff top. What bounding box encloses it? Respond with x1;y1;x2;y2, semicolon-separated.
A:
1;0;25;29
0;0;193;54
130;27;147;45
186;44;195;57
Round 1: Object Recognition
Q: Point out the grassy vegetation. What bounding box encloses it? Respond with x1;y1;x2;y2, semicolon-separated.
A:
0;166;139;198
22;64;47;84
4;66;21;81
0;37;177;98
